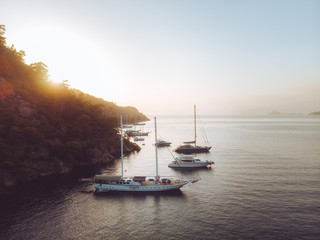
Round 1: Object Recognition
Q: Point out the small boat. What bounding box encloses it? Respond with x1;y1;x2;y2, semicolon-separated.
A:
133;122;146;126
130;131;149;136
168;154;214;168
174;144;211;154
174;105;211;154
155;139;172;147
125;129;149;137
124;129;139;135
134;136;145;142
93;116;195;193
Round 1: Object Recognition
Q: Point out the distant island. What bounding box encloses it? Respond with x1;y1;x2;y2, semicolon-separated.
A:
0;25;148;195
308;111;320;115
267;111;302;115
268;111;320;116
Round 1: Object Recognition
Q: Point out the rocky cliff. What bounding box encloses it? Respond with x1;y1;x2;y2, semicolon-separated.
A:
0;25;147;194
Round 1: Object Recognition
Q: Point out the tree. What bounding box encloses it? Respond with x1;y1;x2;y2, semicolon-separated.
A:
62;80;70;88
30;62;49;80
0;25;6;46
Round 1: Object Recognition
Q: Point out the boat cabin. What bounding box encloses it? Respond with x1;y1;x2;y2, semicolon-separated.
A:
178;155;201;163
94;175;149;185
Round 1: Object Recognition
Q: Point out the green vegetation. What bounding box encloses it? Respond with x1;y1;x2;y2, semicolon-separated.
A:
0;25;147;191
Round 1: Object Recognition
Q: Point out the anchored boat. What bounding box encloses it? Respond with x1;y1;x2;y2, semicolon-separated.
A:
155;139;172;147
174;105;212;154
93;116;196;193
169;154;214;168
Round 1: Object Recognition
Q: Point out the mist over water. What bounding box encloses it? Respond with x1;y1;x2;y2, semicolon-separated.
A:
1;115;319;240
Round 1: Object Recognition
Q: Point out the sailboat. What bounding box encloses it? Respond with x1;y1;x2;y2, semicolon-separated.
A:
93;116;194;192
174;105;211;154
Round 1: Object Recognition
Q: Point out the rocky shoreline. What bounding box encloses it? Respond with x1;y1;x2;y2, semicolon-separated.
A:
0;25;147;196
0;137;140;196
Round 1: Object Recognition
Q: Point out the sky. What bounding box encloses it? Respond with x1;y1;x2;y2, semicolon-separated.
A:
1;0;319;115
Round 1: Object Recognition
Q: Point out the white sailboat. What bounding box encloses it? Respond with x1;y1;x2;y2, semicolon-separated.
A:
93;116;194;192
174;105;211;154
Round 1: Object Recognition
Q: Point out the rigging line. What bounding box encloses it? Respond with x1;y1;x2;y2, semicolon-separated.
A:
164;148;189;180
166;146;176;160
176;156;189;180
198;115;210;144
170;152;200;181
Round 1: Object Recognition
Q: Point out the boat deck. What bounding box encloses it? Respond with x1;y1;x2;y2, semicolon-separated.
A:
139;180;183;186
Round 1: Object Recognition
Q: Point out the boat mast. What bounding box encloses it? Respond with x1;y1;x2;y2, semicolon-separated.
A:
121;114;124;178
194;104;197;147
154;117;159;181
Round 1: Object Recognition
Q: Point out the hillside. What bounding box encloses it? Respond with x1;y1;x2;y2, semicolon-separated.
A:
0;25;148;193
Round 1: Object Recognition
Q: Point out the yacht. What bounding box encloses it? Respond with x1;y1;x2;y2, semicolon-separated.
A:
168;154;214;168
133;122;146;126
122;125;133;129
156;139;172;147
174;105;211;154
93;116;197;192
130;131;149;136
174;144;211;154
134;136;145;142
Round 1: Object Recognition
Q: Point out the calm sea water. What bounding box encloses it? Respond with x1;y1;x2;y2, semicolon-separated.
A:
1;115;320;240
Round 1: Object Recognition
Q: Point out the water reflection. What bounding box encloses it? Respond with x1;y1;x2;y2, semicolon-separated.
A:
93;189;185;199
171;167;214;174
2;116;319;240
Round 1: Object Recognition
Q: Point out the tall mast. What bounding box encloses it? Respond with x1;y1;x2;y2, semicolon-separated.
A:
154;117;159;181
194;104;197;147
121;114;124;178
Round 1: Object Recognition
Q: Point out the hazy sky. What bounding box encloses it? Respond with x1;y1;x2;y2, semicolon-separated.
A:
1;0;319;115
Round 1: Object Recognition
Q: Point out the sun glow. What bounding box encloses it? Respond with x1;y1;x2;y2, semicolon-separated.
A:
49;78;63;84
8;21;118;100
2;0;319;115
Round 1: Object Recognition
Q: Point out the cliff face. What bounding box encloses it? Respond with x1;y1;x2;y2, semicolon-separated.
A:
0;26;146;193
1;90;140;187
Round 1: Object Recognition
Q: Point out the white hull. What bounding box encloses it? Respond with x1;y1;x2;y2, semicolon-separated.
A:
94;181;190;192
168;154;214;168
168;162;210;168
134;137;145;141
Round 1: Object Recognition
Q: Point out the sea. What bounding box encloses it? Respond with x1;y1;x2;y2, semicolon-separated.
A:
0;115;319;240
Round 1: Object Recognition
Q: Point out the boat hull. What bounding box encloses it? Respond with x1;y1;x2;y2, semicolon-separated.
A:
168;163;210;168
131;132;149;136
174;146;211;154
93;181;189;193
156;143;171;147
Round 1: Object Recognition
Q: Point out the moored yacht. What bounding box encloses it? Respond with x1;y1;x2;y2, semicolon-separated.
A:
93;175;189;192
174;144;211;154
174;105;211;154
130;131;149;136
168;154;214;168
134;136;145;141
93;116;196;193
155;139;172;147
